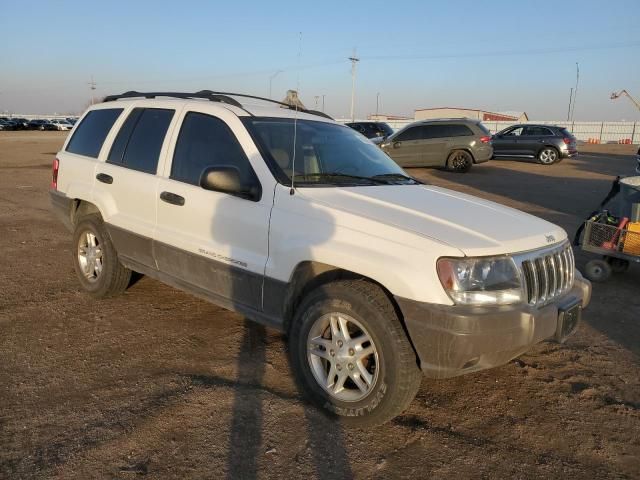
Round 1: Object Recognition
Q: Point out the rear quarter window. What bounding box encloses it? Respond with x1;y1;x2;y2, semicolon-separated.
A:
446;124;474;137
65;109;123;158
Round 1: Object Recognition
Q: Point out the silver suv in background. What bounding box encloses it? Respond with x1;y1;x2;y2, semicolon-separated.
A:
380;119;493;172
491;124;578;165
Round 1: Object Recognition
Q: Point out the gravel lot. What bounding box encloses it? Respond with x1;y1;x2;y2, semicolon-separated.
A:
1;132;639;479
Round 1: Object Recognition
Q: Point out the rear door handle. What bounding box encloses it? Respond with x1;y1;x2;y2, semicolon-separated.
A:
160;191;185;206
96;173;113;184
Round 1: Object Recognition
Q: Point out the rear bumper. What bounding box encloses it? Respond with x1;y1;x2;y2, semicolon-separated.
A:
396;272;591;379
473;146;493;163
561;147;578;158
49;190;74;231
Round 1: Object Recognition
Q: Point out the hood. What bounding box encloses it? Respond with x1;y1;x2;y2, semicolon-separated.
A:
299;184;566;256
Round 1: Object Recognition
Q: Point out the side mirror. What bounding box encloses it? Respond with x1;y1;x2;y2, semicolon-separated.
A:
393;141;401;149
199;166;261;201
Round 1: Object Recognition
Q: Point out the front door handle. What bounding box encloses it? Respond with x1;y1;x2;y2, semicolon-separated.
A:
96;173;113;184
160;191;185;206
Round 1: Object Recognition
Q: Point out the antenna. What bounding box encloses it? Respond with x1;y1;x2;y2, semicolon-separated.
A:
88;75;97;105
349;49;360;122
290;32;302;195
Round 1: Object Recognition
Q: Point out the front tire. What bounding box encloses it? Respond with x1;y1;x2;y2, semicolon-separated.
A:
72;215;132;298
447;150;473;173
584;259;612;282
289;279;422;427
538;147;559;165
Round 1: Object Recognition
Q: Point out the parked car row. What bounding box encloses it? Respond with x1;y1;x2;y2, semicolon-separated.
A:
0;117;77;131
346;120;579;173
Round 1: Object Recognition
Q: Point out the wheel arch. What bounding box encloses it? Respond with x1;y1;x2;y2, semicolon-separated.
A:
446;147;476;165
71;199;102;226
282;261;407;335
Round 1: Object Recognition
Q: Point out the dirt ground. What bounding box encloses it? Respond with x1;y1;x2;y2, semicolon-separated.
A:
1;132;638;479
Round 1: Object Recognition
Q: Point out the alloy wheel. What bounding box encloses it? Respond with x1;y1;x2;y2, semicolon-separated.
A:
307;312;380;402
77;231;104;282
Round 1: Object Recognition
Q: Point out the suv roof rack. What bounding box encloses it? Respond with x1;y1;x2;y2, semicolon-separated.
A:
102;90;334;120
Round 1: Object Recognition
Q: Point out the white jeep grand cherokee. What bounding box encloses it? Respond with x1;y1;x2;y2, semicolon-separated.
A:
50;91;591;427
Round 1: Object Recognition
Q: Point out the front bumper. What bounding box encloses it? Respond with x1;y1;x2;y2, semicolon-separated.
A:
396;271;591;379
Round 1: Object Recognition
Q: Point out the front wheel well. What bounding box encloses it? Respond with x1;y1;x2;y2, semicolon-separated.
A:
282;262;406;333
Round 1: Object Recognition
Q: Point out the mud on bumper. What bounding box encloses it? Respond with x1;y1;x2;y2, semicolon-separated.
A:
396;273;592;379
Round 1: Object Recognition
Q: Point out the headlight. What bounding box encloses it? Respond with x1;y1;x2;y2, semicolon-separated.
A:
437;256;522;306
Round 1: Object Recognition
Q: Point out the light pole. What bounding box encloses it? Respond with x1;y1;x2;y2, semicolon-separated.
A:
269;70;283;99
376;92;380;117
349;50;360;122
88;75;96;105
314;95;319;109
322;94;325;112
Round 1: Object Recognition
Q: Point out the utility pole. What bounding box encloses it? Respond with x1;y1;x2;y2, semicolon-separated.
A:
269;70;283;99
376;92;380;117
88;76;96;105
349;49;360;122
322;94;325;112
570;63;579;121
566;87;573;121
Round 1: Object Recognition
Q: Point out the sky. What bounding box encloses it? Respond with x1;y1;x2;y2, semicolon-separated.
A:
1;0;640;120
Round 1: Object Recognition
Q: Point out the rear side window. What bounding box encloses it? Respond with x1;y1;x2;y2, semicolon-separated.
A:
523;126;554;136
109;108;174;174
171;112;256;187
66;108;123;158
446;124;474;137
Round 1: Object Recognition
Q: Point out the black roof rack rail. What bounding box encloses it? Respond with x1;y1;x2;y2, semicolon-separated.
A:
194;90;334;119
102;90;334;120
102;91;244;109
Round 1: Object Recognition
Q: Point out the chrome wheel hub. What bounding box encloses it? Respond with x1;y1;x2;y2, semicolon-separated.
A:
307;313;379;402
77;231;103;282
540;149;557;163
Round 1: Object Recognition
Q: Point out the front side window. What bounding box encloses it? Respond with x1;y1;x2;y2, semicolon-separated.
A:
503;127;524;136
247;118;416;186
395;126;422;141
66;108;123;158
171;112;257;187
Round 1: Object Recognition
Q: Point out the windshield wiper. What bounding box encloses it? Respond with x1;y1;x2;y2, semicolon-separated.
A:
371;173;421;184
295;172;388;185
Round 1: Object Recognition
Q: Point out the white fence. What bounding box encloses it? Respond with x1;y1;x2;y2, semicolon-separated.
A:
338;118;640;144
2;114;77;121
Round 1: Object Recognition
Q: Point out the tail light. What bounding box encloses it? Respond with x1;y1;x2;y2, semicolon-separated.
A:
480;136;491;144
51;158;59;190
562;137;573;145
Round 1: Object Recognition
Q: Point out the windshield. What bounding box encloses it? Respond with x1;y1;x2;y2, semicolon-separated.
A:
246;118;416;186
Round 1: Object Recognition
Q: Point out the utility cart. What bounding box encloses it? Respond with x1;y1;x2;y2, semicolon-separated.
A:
581;219;640;282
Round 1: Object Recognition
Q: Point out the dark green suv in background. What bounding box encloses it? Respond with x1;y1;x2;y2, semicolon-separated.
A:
380;118;493;172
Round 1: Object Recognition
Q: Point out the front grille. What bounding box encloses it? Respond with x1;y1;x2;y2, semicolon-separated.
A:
519;242;574;307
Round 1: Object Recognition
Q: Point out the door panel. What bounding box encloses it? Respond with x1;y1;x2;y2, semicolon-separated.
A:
153;109;271;311
154;179;270;310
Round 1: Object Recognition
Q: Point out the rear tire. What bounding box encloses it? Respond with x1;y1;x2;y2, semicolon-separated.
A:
584;259;612;282
72;215;132;298
447;150;473;173
537;147;559;165
606;257;629;273
289;279;422;427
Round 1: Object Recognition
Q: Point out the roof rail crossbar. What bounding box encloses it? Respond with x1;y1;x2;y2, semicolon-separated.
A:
102;91;243;108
